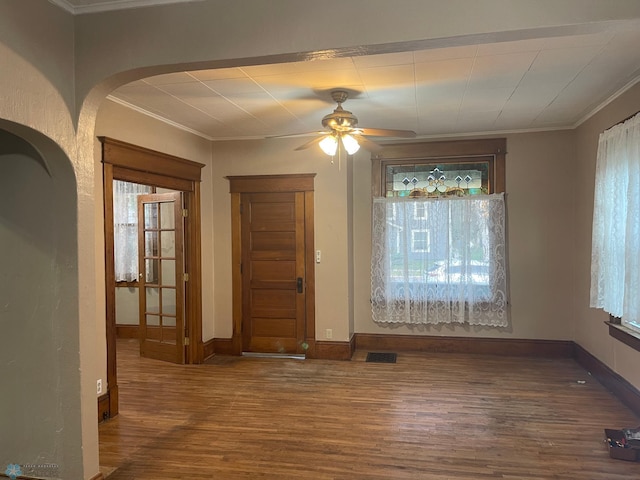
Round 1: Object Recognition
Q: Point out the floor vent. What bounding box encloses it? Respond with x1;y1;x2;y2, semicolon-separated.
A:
366;352;397;363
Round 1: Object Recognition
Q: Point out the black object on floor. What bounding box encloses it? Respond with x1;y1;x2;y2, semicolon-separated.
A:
366;352;397;363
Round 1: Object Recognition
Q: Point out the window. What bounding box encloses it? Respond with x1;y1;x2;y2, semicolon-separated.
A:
411;229;430;253
113;180;152;282
590;112;640;333
370;139;507;327
413;202;426;219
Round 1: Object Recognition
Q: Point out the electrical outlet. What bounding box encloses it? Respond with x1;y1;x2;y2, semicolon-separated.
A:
97;379;103;395
325;328;333;339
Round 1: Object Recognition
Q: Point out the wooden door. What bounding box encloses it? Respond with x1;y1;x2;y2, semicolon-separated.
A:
137;192;185;363
241;192;306;354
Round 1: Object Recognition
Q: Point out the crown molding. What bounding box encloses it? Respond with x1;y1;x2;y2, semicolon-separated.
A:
49;0;202;15
574;75;640;129
106;96;214;141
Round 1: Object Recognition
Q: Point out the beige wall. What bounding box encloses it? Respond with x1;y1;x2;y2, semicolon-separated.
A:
211;138;351;341
353;131;577;339
574;82;640;390
99;88;640;366
96;110;578;346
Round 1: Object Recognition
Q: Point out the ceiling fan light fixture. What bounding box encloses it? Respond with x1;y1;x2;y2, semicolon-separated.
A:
319;134;338;156
341;133;360;155
280;90;415;157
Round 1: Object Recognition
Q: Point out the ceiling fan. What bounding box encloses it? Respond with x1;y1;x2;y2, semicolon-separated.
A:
277;90;417;155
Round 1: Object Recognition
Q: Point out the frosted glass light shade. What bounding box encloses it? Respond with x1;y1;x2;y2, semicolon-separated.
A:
319;135;338;156
341;134;360;155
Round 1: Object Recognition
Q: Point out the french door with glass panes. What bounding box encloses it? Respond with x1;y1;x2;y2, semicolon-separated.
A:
137;192;185;363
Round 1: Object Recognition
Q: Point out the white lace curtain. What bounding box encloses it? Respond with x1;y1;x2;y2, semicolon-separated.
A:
371;194;508;326
113;180;151;282
590;112;640;330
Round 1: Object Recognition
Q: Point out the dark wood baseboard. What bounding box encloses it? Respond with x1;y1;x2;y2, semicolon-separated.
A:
97;384;119;422
355;333;574;357
108;384;118;418
312;339;354;360
202;338;215;360
115;324;139;338
212;337;238;355
98;392;110;423
573;342;640;417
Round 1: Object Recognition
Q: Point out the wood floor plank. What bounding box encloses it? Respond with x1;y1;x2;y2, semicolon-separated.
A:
99;339;640;479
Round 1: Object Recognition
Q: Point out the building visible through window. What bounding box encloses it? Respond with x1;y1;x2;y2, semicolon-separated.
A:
371;139;508;327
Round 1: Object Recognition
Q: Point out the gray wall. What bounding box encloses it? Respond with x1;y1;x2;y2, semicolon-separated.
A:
0;128;82;479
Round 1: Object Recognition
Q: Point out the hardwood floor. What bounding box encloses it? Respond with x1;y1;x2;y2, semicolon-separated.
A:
99;339;639;479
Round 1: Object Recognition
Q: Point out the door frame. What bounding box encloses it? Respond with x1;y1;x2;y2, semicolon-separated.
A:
227;174;317;357
100;137;204;419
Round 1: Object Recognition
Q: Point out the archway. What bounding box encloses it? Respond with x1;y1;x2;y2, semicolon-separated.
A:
0;122;83;480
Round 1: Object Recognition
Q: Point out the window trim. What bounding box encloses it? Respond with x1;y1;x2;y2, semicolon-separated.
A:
371;138;506;198
371;139;507;289
607;316;640;353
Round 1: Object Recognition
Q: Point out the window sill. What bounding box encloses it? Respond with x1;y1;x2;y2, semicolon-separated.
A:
606;320;640;353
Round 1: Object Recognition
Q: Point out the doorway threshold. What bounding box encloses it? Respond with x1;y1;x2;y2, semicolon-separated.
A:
242;352;305;360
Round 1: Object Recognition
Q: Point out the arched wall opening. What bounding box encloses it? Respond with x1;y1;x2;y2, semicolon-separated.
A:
0;122;83;480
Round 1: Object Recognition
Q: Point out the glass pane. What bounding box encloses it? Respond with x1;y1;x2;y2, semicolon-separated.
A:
145;258;158;284
162;316;176;327
385;160;489;197
146;314;160;326
162;288;176;315
145;231;158;257
146;287;160;314
160;202;175;229
162;260;176;286
161;231;175;257
144;203;158;229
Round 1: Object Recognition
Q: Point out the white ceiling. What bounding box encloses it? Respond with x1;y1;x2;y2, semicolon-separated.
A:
56;1;640;142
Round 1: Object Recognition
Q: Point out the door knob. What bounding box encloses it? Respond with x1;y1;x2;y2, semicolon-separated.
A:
297;277;303;293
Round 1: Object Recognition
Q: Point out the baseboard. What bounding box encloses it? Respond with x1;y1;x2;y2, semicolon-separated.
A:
311;339;354;360
212;337;238;355
355;333;574;357
202;338;215;360
573;343;640;417
89;472;105;480
97;392;110;423
115;324;139;338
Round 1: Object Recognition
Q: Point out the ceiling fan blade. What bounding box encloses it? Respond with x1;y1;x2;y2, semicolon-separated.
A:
354;135;383;154
294;135;327;151
268;131;327;139
358;127;416;138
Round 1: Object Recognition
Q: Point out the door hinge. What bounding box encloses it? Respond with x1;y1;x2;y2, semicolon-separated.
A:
240;263;243;274
182;209;188;218
184;337;190;346
183;273;190;282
